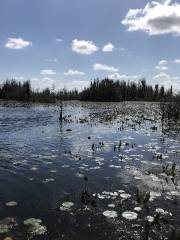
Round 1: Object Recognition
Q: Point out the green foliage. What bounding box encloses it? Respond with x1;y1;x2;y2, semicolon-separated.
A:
0;79;31;101
143;191;150;205
136;189;141;204
80;78;173;102
0;79;79;103
0;78;177;104
161;96;180;120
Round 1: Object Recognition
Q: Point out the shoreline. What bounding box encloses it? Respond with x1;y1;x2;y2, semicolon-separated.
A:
0;99;165;107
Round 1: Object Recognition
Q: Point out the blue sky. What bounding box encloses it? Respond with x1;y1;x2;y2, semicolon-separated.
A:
0;0;180;90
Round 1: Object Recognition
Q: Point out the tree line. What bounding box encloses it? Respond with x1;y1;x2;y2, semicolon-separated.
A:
0;79;78;103
0;78;176;103
80;78;173;102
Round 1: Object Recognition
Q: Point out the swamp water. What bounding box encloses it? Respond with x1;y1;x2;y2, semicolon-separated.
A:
0;101;180;240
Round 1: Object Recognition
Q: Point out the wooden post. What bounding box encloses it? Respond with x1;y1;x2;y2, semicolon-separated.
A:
59;98;63;122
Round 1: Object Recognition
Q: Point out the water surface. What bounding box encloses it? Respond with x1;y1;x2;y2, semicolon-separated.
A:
0;101;180;240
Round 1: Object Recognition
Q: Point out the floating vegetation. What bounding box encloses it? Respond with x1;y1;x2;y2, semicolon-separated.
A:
149;191;161;202
75;172;85;178
108;203;115;208
43;178;55;183
167;191;180;197
102;210;118;219
60;202;74;211
0;218;17;234
23;218;47;236
122;211;138;221
147;216;154;223
79;117;88;124
155;208;171;216
5;201;18;207
120;193;131;200
109;164;121;169
134;207;142;212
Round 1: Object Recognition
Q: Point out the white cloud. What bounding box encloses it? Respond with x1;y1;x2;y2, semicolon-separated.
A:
155;59;168;71
108;72;142;81
62;80;90;91
30;77;90;91
31;77;40;82
41;77;56;83
64;69;85;76
93;63;118;72
153;72;171;81
5;38;32;49
174;58;180;63
40;69;56;75
158;60;168;65
122;0;180;36
31;77;56;90
13;76;25;81
153;72;180;89
72;39;98;55
155;65;168;71
54;38;63;42
41;77;56;84
102;43;114;52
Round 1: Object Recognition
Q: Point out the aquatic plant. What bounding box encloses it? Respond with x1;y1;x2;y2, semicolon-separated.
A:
60;202;74;211
161;99;180;120
80;190;97;207
23;218;47;236
5;201;18;207
162;162;177;184
143;191;150;205
136;189;141;204
122;211;138;220
120;193;131;200
103;210;117;218
135;189;150;207
79;117;88;124
0;218;17;234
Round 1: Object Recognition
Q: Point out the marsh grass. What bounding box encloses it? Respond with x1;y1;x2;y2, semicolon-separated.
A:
161;99;180;121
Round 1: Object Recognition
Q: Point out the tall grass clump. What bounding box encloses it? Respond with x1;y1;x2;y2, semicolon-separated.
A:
161;96;180;120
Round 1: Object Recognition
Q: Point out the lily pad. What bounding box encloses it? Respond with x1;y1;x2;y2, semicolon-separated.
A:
60;202;74;211
122;211;138;220
5;201;18;207
23;218;47;236
103;210;118;218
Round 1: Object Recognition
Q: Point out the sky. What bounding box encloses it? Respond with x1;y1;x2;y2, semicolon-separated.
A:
0;0;180;91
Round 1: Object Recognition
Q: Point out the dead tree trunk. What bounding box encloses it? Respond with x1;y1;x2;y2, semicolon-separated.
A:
59;99;63;122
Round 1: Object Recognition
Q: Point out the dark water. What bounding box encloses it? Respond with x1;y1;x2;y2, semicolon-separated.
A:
0;101;180;240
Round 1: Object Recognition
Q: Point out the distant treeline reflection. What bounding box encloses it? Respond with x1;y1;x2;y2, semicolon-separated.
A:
0;78;175;103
